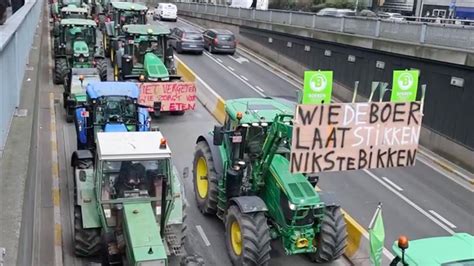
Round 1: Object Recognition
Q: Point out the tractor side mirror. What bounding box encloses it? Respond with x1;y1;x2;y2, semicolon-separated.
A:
213;125;224;146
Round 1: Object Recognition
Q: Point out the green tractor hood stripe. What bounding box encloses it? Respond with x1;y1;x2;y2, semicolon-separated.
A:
144;53;169;80
123;202;167;262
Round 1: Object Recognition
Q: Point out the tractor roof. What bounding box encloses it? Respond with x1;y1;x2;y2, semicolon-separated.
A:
86;82;140;99
61;5;88;13
60;18;96;27
391;233;474;264
110;2;147;11
225;98;294;124
97;132;171;161
123;24;170;36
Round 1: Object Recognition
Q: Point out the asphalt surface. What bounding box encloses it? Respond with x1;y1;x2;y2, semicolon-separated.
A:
155;18;474;244
20;11;472;266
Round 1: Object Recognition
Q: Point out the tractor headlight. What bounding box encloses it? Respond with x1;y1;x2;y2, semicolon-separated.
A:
74;53;80;57
288;202;296;210
148;77;158;81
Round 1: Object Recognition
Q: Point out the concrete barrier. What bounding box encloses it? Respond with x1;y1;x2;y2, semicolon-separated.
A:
175;57;393;265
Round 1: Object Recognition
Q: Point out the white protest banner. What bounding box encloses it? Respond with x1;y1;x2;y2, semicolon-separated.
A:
138;82;197;111
290;101;423;173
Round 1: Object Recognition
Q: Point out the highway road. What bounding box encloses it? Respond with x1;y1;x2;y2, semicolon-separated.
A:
154;17;474;245
25;10;472;266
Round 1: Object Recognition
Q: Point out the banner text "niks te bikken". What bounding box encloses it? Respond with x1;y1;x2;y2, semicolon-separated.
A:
290;101;423;173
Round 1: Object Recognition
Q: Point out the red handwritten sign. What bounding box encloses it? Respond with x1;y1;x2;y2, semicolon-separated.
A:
138;82;197;112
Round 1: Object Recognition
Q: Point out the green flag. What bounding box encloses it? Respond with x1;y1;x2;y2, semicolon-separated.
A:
302;70;333;104
391;70;419;102
369;203;385;266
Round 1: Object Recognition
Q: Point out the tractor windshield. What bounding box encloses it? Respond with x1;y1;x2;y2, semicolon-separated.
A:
117;10;146;26
64;26;95;53
93;96;138;125
63;11;87;19
99;158;170;227
100;159;169;201
129;37;165;66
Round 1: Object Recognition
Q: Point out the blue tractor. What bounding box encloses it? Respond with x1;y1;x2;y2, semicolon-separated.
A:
75;81;152;150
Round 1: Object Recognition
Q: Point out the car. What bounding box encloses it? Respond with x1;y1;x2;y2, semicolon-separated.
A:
378;12;405;22
202;29;237;55
169;27;204;54
153;3;177;22
317;8;356;17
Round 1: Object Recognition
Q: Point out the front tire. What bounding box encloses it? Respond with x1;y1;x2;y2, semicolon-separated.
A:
309;206;347;262
73;206;102;257
193;141;218;215
225;205;271;266
54;58;68;84
96;58;108;81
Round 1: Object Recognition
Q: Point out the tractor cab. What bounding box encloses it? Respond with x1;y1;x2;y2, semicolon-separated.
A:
60;5;89;19
116;24;175;81
75;82;151;150
52;0;88;20
71;131;187;264
53;19;107;84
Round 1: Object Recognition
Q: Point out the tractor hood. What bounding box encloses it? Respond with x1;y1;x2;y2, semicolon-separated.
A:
73;40;89;57
144;53;169;81
123;202;167;264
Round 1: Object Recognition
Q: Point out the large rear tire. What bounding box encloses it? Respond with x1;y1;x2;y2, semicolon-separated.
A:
54;58;68;84
225;205;271;266
309;206;347;263
96;58;108;81
73;206;102;257
192;141;218;215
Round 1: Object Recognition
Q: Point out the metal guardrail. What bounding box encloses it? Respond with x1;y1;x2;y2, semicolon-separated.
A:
0;0;43;153
176;2;474;52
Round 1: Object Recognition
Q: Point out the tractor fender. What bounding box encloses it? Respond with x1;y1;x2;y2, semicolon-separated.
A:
54;55;67;60
196;134;224;178
229;196;268;214
71;150;93;167
318;191;340;207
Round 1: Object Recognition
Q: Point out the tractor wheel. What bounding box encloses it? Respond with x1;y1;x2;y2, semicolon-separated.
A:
73;206;102;257
225;205;271;266
309;206;347;263
192;141;219;215
54;58;68;84
180;255;205;266
96;59;108;81
66;107;74;123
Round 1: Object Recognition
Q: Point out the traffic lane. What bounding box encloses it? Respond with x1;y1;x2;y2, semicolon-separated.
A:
176;52;262;99
372;164;474;234
156;103;349;266
153;104;233;266
318;170;449;245
56;102;91;266
210;52;299;100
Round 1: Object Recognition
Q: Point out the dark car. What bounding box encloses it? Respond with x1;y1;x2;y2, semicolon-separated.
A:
169;27;204;54
202;29;236;55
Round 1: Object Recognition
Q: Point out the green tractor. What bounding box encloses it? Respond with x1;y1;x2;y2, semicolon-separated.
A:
390;233;474;265
51;0;89;21
102;2;147;64
192;98;347;265
71;131;198;265
53;18;107;84
112;24;178;82
52;5;89;41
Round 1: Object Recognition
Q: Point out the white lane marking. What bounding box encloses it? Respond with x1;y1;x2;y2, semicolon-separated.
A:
382;177;404;191
228;55;249;64
203;52;265;97
216;58;223;63
363;169;456;235
228;66;235;71
255;86;265;93
196;225;211;246
417;156;474;192
429;210;457;229
240;75;248;81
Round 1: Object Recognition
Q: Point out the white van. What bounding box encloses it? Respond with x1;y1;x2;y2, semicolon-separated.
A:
154;3;177;22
